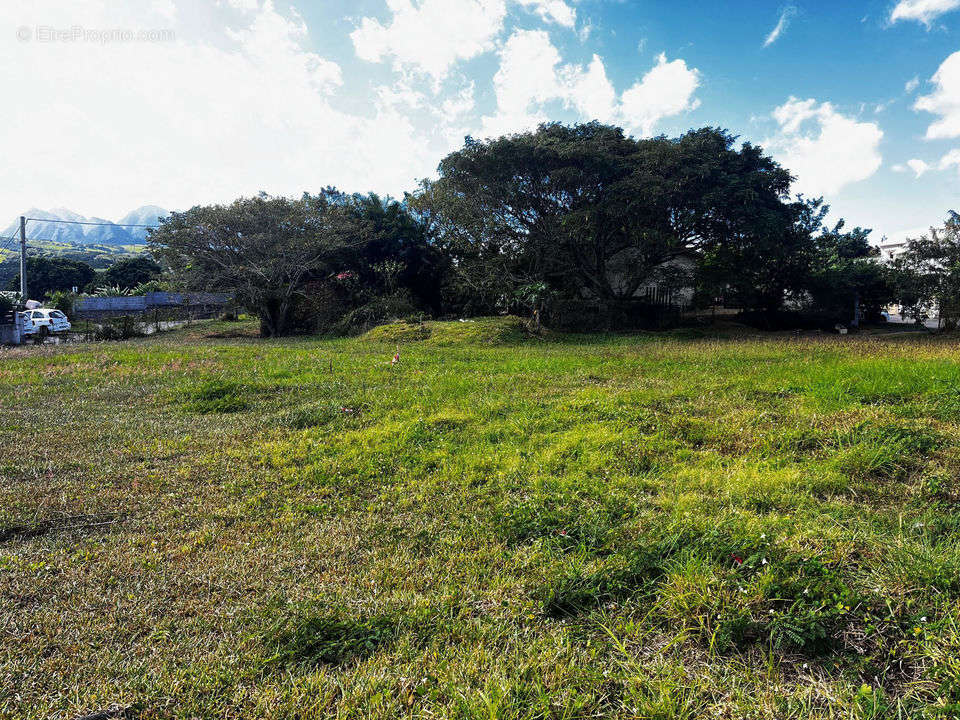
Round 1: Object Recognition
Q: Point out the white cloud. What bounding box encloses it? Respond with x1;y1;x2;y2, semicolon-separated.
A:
0;0;446;221
893;152;960;176
915;51;960;138
620;53;700;135
579;19;594;42
515;0;576;28
350;0;577;84
908;158;932;176
890;0;960;25
766;98;883;195
351;0;507;83
481;29;567;136
905;75;920;93
480;31;699;138
764;6;797;47
939;148;960;170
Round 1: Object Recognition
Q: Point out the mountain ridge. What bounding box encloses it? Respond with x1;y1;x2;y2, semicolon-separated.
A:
3;205;169;246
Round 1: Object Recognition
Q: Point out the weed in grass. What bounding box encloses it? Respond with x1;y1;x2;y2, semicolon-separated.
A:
830;422;939;483
276;400;367;429
498;492;629;553
182;379;248;413
271;610;400;668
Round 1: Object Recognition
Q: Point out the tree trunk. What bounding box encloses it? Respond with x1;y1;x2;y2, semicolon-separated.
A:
259;299;286;338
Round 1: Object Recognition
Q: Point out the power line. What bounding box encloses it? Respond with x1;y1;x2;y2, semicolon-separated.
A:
24;217;160;229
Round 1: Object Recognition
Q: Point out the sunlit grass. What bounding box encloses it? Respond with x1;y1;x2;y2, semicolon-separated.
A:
2;318;960;718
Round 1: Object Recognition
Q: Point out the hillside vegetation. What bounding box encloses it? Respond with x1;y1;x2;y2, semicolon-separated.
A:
2;321;960;718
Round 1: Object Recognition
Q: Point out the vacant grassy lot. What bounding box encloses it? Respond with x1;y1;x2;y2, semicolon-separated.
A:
3;318;960;719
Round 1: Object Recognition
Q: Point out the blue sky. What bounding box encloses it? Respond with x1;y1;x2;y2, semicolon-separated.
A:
4;0;960;244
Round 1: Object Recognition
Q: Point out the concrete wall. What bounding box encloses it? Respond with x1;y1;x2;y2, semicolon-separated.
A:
0;312;22;345
75;292;231;319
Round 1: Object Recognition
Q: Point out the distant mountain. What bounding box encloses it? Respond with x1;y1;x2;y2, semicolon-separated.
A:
117;205;170;242
2;205;169;246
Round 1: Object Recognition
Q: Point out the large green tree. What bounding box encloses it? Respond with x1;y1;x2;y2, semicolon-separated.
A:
805;220;891;325
149;191;441;336
150;193;367;337
890;212;960;328
98;257;162;291
6;256;95;300
412;123;796;320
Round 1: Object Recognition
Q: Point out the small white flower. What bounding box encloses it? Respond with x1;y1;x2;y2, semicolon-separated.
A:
762;558;768;565
769;609;775;615
761;533;766;540
802;663;808;669
921;616;927;623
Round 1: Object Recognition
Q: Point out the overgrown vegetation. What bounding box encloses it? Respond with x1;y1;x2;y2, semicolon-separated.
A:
4;319;960;718
144;123;913;338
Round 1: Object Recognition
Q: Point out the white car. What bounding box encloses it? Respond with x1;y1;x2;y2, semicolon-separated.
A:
23;308;71;337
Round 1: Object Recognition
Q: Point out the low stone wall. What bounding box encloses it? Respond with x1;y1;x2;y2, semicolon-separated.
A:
75;292;231;319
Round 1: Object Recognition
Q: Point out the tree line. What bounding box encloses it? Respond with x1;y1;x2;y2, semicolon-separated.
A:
140;123;956;336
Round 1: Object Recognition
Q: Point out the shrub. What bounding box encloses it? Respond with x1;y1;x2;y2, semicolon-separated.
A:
331;291;421;335
44;290;75;318
92;315;142;341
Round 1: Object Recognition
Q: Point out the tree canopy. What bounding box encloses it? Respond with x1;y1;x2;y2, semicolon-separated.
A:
149;190;443;336
6;256;95;300
98;257;162;291
412;124;802;319
147;122;901;335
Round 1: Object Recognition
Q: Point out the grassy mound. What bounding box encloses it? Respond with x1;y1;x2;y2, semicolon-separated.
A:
360;315;539;346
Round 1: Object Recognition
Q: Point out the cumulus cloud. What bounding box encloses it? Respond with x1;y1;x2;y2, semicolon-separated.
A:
914;51;960;138
892;152;960;176
0;0;445;221
764;7;797;47
481;31;699;138
905;75;920;93
890;0;960;25
620;53;701;135
892;159;932;177
939;148;960;171
766;98;883;195
351;0;507;83
910;158;934;176
351;0;577;83
515;0;576;28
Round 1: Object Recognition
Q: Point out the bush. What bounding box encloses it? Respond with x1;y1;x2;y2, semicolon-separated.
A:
0;294;13;315
330;291;420;335
45;290;75;319
92;315;142;341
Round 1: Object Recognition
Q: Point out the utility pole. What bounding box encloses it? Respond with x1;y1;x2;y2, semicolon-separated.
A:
18;216;27;304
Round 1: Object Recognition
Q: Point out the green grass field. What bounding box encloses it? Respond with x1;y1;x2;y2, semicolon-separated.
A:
3;318;960;719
